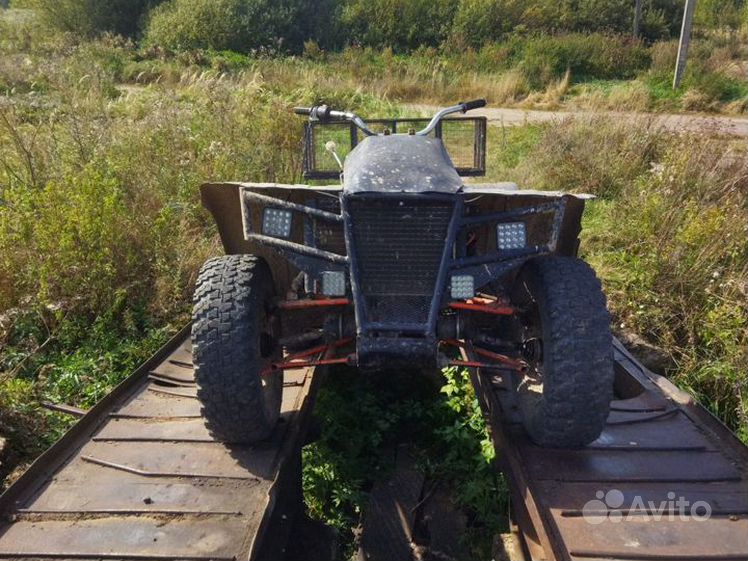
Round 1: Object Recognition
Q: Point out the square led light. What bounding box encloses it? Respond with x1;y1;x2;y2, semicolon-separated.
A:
451;274;474;299
496;221;526;250
262;207;293;238
321;271;346;296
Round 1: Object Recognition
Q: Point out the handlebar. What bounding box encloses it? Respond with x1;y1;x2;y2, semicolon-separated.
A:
293;98;486;137
460;99;487;112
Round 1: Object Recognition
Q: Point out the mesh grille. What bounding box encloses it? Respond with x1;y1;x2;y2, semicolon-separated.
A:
349;198;453;325
313;198;346;255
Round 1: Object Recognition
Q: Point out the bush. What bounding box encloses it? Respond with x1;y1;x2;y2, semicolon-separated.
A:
449;0;517;48
449;0;684;47
519;33;651;87
696;0;748;29
341;0;459;52
18;0;162;37
144;0;295;52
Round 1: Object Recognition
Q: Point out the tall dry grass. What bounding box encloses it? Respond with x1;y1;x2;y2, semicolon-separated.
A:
484;116;747;439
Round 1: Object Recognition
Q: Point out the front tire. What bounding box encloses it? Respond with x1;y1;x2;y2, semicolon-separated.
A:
192;255;282;443
511;256;613;448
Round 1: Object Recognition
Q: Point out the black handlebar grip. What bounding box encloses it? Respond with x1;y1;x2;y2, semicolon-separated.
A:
293;107;312;115
460;99;487;112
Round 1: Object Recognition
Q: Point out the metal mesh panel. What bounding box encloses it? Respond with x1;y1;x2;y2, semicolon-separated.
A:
440;118;482;170
303;117;486;179
307;123;351;175
349;198;453;325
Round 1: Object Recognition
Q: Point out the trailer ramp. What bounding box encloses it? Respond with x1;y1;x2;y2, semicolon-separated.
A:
0;325;319;561
472;339;748;561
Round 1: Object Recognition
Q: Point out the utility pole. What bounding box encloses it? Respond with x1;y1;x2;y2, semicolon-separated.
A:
673;0;697;89
633;0;642;37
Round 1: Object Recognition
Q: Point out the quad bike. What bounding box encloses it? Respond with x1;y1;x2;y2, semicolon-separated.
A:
192;100;614;448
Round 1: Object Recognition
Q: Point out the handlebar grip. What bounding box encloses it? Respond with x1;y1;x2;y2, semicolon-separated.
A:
460;99;487;112
294;106;312;115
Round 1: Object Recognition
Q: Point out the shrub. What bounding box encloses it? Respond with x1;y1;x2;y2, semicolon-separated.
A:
449;0;684;47
685;69;747;104
519;33;651;87
18;0;162;37
449;0;517;48
144;0;296;53
341;0;459;52
584;135;747;439
696;0;748;29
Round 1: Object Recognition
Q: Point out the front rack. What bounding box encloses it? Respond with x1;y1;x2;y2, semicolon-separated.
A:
302;117;487;180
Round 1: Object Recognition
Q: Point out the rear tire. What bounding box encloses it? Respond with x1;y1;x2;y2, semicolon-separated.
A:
192;255;282;444
511;256;613;448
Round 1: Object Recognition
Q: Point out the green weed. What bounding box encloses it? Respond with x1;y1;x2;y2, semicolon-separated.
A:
302;366;506;558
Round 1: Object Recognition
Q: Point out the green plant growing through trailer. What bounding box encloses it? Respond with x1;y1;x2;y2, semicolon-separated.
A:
301;365;506;558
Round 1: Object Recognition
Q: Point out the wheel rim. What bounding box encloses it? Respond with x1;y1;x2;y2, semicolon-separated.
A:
512;283;545;411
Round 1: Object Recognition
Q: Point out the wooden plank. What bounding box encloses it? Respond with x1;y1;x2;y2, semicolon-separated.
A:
357;446;424;561
420;489;468;560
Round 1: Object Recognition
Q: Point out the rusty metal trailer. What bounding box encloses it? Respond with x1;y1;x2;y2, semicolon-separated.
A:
0;326;320;561
470;339;748;561
0;327;746;561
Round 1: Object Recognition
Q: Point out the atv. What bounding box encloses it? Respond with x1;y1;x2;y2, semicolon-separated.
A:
193;100;614;448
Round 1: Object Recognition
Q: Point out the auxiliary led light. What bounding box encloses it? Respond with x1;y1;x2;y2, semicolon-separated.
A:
321;271;346;296
451;275;475;299
262;208;293;239
496;222;526;250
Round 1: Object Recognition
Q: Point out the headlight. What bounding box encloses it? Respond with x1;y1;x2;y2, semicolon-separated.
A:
496;222;526;250
321;271;346;296
450;274;474;299
262;208;293;238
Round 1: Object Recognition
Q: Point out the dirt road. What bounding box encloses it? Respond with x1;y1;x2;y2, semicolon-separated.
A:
410;105;748;137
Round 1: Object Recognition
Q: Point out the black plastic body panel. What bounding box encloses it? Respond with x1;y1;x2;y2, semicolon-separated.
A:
343;136;463;194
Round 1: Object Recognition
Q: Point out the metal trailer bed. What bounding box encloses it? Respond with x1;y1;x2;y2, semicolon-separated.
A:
470;339;748;561
0;325;319;561
0;327;746;561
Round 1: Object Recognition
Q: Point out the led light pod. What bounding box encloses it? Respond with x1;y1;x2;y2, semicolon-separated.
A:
262;208;293;238
451;274;475;299
496;222;526;250
321;271;346;296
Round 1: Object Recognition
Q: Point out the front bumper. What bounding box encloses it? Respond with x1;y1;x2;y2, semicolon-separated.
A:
239;186;568;367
